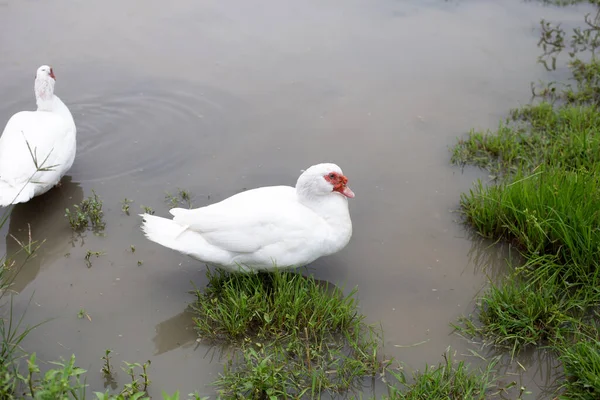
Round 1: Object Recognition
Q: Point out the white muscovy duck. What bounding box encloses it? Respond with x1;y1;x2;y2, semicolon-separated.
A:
140;163;355;273
0;65;77;206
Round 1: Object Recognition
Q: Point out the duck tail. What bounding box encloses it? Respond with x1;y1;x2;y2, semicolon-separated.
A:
139;213;189;250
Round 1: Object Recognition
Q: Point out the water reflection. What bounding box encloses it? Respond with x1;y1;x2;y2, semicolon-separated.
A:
151;271;343;355
5;176;83;293
481;346;561;400
153;307;198;355
465;233;523;281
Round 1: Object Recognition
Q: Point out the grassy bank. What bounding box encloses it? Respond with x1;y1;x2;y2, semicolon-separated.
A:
452;2;600;398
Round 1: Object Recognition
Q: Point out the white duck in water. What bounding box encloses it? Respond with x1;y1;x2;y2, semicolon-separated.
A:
0;65;77;206
140;163;354;273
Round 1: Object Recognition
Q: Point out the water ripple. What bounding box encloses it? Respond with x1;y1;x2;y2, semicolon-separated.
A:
69;81;243;183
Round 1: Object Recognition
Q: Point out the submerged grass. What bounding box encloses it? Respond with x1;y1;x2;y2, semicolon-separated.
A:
452;1;600;398
453;276;595;356
192;269;385;399
192;269;360;341
65;190;106;232
451;103;600;176
557;332;600;399
382;350;502;400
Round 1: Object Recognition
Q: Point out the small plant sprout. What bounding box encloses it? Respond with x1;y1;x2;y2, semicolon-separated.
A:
164;192;179;208
178;188;193;208
121;198;134;215
130;245;136;253
120;360;152;397
137;260;143;266
141;205;154;215
101;349;113;377
84;250;105;268
65;190;106;232
77;308;91;322
165;188;194;208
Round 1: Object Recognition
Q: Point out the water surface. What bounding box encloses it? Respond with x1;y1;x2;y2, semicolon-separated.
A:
0;0;591;397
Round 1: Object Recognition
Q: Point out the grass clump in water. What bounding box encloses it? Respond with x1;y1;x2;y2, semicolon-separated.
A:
65;190;106;232
192;269;360;341
557;332;600;399
455;150;600;391
192;268;386;399
452;2;600;397
165;188;194;209
451;103;600;176
381;350;504;400
453;276;593;356
460;165;600;274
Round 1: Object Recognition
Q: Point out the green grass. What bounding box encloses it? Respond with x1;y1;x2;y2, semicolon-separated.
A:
460;165;600;274
452;103;600;176
451;2;600;398
165;189;194;209
557;332;600;399
192;269;361;342
84;250;105;268
380;350;506;400
121;198;134;216
192;269;385;399
453;276;595;356
65;190;106;232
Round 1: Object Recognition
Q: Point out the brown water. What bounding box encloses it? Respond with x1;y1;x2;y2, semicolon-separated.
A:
0;0;592;397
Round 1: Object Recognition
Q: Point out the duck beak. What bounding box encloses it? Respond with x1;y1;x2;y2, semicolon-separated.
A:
49;68;56;80
337;175;355;198
341;185;355;198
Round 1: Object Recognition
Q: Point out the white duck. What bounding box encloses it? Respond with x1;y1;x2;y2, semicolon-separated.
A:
140;163;354;273
0;65;77;206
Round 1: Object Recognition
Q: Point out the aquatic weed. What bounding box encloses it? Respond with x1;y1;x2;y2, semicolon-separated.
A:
84;250;105;268
65;190;106;232
193;268;387;398
165;188;194;209
121;198;134;215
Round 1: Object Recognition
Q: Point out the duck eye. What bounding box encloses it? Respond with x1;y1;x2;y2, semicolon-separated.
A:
329;173;335;179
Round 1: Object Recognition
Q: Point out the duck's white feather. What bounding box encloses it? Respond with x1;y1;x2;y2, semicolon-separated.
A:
0;67;76;206
141;164;354;273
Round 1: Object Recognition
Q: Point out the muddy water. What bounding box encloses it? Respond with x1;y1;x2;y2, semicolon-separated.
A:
0;0;591;397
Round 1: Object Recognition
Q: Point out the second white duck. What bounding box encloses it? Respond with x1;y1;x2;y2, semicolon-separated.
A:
0;65;77;207
140;163;354;273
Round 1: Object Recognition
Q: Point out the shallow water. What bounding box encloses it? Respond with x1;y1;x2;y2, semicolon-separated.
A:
0;0;591;397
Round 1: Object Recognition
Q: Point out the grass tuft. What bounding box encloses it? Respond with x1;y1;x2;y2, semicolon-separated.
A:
452;276;594;357
192;269;360;342
381;350;503;400
65;190;105;232
451;2;600;396
192;268;386;399
452;103;600;177
557;332;600;399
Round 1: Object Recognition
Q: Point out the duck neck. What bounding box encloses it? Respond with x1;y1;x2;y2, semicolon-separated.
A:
35;76;56;111
34;78;75;128
297;188;352;234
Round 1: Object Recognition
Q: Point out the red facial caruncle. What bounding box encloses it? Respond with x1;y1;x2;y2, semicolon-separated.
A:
324;171;355;198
